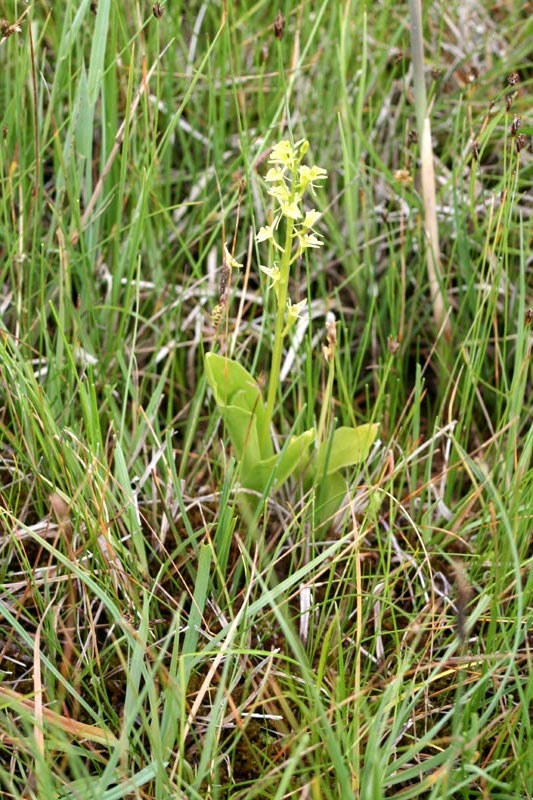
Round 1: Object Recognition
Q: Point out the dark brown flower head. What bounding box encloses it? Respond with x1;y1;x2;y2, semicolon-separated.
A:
510;116;522;137
507;71;520;86
219;265;230;304
273;11;285;40
0;17;21;36
387;336;400;355
453;560;473;645
467;65;479;83
515;133;528;153
153;3;164;18
325;313;337;349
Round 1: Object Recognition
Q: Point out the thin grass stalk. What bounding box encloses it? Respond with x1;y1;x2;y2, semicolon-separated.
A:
408;0;452;342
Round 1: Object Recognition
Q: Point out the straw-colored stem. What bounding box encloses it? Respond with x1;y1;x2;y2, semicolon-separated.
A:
409;0;451;341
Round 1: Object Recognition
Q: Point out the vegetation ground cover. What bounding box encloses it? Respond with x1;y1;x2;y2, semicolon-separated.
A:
0;1;532;798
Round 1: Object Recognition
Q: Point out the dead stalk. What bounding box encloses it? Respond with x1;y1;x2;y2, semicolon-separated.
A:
409;0;452;341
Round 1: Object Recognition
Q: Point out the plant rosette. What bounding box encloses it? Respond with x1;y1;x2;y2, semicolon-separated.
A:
206;139;378;520
205;353;378;521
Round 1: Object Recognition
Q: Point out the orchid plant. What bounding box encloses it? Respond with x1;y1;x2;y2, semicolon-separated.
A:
206;139;378;523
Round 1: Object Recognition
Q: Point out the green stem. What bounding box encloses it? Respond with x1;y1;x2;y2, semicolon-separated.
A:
263;216;295;446
317;352;335;445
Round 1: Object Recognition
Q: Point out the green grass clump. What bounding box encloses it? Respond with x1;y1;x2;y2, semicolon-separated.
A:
0;1;532;798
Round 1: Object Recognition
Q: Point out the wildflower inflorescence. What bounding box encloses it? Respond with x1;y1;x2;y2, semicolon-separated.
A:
255;138;327;428
256;139;327;335
205;137;378;515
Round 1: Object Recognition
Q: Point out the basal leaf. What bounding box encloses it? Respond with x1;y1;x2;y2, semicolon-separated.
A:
223;402;265;468
316;424;379;476
314;471;348;528
205;353;262;412
244;429;315;493
205;353;272;459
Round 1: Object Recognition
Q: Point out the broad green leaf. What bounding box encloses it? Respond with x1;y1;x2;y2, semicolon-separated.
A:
314;471;348;528
316;424;379;476
222;402;265;468
205;353;262;412
243;429;315;493
205;353;272;459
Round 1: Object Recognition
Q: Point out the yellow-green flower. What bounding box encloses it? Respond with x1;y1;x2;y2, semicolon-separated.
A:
256;225;275;243
224;244;243;269
298;164;327;193
298;140;309;158
267;182;290;204
269;139;297;167
268;183;302;220
279;200;301;220
301;209;321;230
265;166;287;183
296;232;323;255
256;224;285;252
286;298;307;324
260;264;281;288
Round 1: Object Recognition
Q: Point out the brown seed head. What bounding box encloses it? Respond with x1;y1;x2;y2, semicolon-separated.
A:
0;17;21;36
453;559;473;645
273;11;285;40
394;168;412;186
515;134;528;153
387;336;400;355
